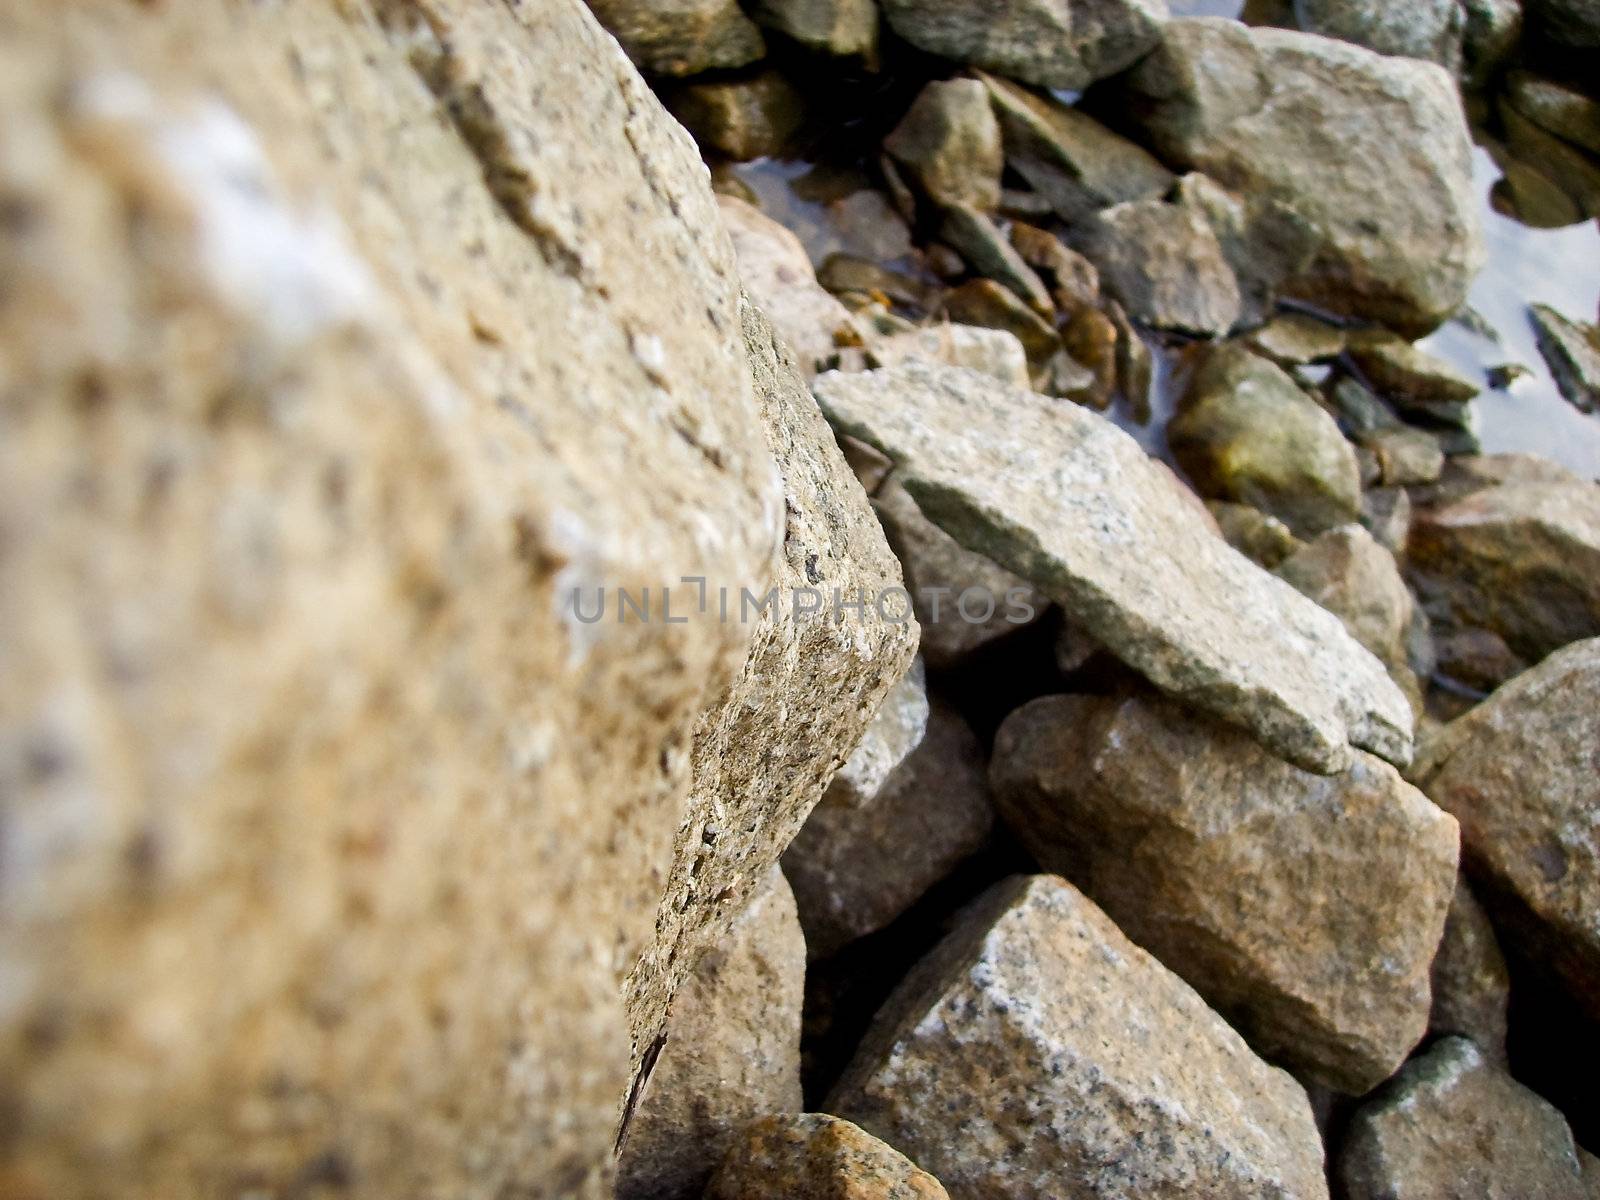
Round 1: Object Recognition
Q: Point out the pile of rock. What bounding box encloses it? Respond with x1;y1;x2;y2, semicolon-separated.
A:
3;1;1598;1198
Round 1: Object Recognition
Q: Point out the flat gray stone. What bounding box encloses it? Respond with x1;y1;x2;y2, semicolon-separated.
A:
814;361;1415;773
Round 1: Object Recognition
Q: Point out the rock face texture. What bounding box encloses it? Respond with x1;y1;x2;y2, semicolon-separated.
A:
1295;0;1465;68
829;875;1330;1200
785;701;995;958
1413;639;1600;1020
1339;1038;1589;1200
884;79;1004;214
617;870;806;1200
1073;197;1243;335
814;361;1413;774
992;691;1459;1093
822;660;930;809
1111;18;1483;333
705;1114;950;1200
0;2;913;1196
880;0;1169;92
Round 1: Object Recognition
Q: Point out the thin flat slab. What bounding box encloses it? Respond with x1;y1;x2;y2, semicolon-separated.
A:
814;361;1414;772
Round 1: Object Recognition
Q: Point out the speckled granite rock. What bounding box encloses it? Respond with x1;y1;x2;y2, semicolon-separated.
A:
868;325;1031;391
823;660;930;809
785;701;994;957
992;691;1458;1093
1110;18;1483;333
705;1114;948;1200
1413;639;1600;1020
1339;1038;1588;1200
815;360;1413;773
585;0;766;74
1406;479;1600;686
0;5;915;1194
1294;0;1465;70
719;196;862;379
881;0;1169;91
616;870;805;1200
829;875;1330;1200
1170;344;1363;539
883;79;1003;213
1428;876;1511;1057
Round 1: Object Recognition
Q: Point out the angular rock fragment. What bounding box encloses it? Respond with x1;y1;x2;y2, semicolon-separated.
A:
1501;104;1600;219
669;71;805;161
983;74;1174;223
1209;501;1306;568
586;0;766;75
1347;332;1480;427
1245;313;1349;366
1506;71;1600;156
939;204;1054;313
872;477;1048;666
941;279;1060;362
1339;1038;1588;1200
883;79;1003;213
1073;197;1242;335
830;875;1331;1200
719;196;862;378
823;659;930;808
881;0;1169;91
1406;478;1600;681
814;360;1414;773
1173;172;1320;327
747;0;879;57
1530;303;1600;414
705;1114;949;1200
1429;876;1511;1057
1364;428;1445;487
1110;18;1483;332
1413;639;1600;1020
617;870;806;1200
784;701;995;957
1009;221;1101;315
1170;345;1363;539
1275;524;1418;687
992;691;1458;1093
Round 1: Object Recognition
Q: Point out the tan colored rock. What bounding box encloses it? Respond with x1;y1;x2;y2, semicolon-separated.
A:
0;4;914;1196
940;279;1061;363
747;0;879;57
629;298;921;1062
871;478;1047;667
815;360;1414;773
669;71;806;161
1112;18;1483;333
585;0;766;75
1339;1038;1588;1200
1275;524;1417;684
1413;638;1600;1020
1073;197;1243;335
1209;501;1306;568
823;660;929;809
719;195;862;380
1428;875;1510;1057
705;1114;948;1200
830;875;1330;1199
991;691;1459;1093
1406;480;1600;685
616;870;805;1200
1347;332;1480;427
784;701;994;958
883;79;1003;214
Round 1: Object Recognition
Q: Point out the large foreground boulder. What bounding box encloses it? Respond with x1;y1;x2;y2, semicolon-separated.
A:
829;875;1330;1200
1413;639;1600;1020
0;2;914;1196
814;361;1413;774
1108;18;1483;333
992;691;1458;1093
